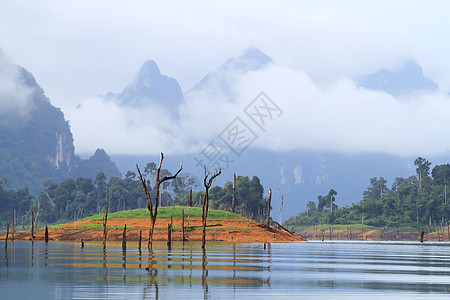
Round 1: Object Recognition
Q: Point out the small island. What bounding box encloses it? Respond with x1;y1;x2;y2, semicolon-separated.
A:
5;206;302;243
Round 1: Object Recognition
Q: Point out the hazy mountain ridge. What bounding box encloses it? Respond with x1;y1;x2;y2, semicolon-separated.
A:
0;63;121;195
356;60;439;97
105;60;184;117
110;49;440;220
185;47;274;99
1;48;442;219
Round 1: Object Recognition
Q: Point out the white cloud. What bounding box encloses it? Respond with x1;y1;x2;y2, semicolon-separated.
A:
236;65;450;157
0;52;34;116
67;98;191;155
3;0;450;157
69;63;450;158
0;0;437;111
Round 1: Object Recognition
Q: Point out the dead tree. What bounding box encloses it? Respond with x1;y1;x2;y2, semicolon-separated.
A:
260;189;272;229
189;189;193;207
122;224;127;252
138;230;142;252
182;209;186;242
202;167;222;249
31;211;35;240
167;217;173;249
137;152;183;247
103;184;109;251
5;223;9;250
232;173;236;213
45;226;49;243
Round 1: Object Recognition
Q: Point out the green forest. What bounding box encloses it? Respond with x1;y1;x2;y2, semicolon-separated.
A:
0;162;269;229
6;156;450;235
284;157;450;233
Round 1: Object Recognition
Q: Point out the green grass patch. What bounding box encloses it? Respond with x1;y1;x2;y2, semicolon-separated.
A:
81;206;248;222
48;224;130;231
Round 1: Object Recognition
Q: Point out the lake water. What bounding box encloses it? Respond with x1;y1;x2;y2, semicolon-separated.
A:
2;240;450;299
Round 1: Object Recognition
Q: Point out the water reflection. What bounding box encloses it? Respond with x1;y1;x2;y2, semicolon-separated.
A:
4;241;450;299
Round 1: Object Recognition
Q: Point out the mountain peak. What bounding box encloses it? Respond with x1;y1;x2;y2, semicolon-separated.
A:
356;60;439;97
187;48;273;97
137;60;161;81
239;47;273;66
106;60;184;115
223;47;273;73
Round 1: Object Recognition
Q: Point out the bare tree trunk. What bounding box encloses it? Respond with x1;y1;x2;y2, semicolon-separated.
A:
103;184;109;252
11;219;14;242
137;153;183;248
167;217;172;249
45;225;49;243
361;217;364;240
448;223;450;241
122;224;127;252
202;192;207;249
232;173;236;213
202;167;222;249
189;189;192;207
5;223;9;250
182;209;186;242
138;230;142;252
31;211;35;240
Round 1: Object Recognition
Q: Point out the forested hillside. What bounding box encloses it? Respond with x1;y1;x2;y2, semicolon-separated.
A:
0;62;121;196
0;160;269;229
284;157;450;232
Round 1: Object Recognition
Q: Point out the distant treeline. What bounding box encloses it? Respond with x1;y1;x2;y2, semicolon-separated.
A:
0;163;269;228
284;157;450;232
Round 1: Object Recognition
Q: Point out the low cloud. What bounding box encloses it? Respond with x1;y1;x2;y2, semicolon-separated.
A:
234;65;450;157
0;52;34;117
68;63;450;158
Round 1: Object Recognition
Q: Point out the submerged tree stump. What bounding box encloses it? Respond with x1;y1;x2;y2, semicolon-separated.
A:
5;223;9;250
45;226;49;243
182;209;186;242
103;184;109;252
31;211;35;241
138;230;142;252
167;217;172;249
122;224;127;252
260;189;272;229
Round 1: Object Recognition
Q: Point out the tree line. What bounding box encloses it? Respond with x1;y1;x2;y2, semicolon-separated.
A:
0;163;269;229
284;157;450;231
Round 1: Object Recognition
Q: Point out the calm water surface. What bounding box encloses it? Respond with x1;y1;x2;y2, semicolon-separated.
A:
2;240;450;299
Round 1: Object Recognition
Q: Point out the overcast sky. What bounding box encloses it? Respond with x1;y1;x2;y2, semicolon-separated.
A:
2;0;450;157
